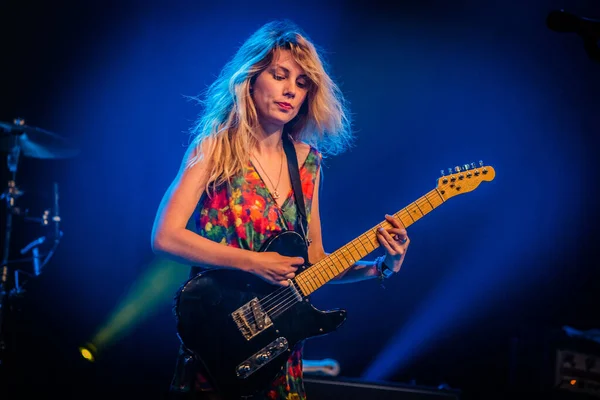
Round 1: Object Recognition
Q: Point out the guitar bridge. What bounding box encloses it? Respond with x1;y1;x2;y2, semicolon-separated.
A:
231;298;273;340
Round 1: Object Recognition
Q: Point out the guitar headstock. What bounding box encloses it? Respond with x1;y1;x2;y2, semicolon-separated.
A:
437;161;495;200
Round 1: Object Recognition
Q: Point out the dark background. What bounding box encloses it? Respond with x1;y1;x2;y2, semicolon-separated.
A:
1;1;600;399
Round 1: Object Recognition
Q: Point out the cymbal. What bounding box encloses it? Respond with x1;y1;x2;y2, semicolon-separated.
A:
0;120;79;159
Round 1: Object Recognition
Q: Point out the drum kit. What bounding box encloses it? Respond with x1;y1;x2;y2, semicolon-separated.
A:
0;118;79;366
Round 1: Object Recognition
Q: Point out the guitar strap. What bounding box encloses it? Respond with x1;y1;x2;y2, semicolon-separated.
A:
282;134;309;245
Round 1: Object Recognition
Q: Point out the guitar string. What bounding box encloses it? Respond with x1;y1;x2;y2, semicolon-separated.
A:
240;245;354;317
240;245;366;326
242;251;369;325
239;219;413;325
260;247;362;318
238;287;295;327
269;295;303;319
238;205;427;325
240;273;321;326
258;192;436;306
263;246;368;318
238;195;439;324
242;245;397;325
243;248;355;319
260;191;469;322
233;188;460;327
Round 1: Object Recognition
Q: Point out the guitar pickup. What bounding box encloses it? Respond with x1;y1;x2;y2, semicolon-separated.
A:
231;298;273;340
236;337;288;379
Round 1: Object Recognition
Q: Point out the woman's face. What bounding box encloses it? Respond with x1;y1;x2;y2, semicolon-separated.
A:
251;49;309;132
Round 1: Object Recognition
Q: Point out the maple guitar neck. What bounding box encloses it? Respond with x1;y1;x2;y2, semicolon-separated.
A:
294;164;496;296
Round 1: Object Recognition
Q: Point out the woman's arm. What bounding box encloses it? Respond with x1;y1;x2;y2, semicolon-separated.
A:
151;143;303;286
151;144;254;269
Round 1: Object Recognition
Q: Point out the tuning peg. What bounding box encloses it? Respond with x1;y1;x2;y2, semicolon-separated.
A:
463;164;470;171
448;168;453;175
440;169;449;183
479;160;483;167
454;166;461;173
471;162;476;169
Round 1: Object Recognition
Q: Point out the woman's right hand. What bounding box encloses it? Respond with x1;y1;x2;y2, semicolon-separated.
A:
247;252;305;286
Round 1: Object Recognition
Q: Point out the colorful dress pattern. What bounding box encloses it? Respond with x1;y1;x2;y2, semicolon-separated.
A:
170;145;322;400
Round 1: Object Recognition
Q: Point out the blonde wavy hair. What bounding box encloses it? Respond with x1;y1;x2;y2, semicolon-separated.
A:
187;20;353;195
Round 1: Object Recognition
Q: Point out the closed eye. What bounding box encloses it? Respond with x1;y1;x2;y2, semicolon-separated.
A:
273;73;308;89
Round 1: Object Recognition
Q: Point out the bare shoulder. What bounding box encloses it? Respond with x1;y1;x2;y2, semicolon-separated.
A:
180;138;213;173
293;141;313;166
171;140;213;199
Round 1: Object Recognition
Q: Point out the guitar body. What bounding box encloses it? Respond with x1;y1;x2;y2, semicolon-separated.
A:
174;230;347;399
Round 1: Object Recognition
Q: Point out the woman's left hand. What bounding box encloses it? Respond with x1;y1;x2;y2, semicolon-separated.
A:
376;214;410;273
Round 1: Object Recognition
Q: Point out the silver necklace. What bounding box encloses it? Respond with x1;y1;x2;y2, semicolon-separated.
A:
252;146;284;199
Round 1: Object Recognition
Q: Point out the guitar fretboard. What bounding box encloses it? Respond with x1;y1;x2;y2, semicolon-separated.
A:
294;188;445;296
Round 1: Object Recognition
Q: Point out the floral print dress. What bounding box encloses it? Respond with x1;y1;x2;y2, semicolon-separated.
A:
170;145;322;400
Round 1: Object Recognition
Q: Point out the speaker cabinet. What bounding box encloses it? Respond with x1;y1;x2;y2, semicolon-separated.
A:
304;377;461;400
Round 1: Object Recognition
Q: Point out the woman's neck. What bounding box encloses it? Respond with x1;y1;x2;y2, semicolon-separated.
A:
253;125;284;156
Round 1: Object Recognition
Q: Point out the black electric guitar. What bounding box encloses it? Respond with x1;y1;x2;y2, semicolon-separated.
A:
174;163;496;399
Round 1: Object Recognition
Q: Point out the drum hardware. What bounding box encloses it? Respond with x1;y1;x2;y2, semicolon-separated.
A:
0;118;78;366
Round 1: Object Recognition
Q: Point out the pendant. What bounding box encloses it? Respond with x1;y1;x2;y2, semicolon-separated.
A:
272;190;280;199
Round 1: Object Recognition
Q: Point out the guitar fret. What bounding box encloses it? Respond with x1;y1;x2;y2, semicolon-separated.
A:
312;268;326;286
407;205;420;219
414;201;425;215
338;247;352;265
315;266;329;283
345;245;359;265
362;233;377;251
307;279;317;293
407;204;422;222
356;235;370;254
424;196;434;210
400;209;415;223
432;190;445;205
318;265;331;280
307;269;321;286
330;251;347;270
348;241;361;263
423;195;436;208
296;278;309;295
419;198;433;213
309;273;320;290
297;277;307;295
302;274;317;293
326;256;342;275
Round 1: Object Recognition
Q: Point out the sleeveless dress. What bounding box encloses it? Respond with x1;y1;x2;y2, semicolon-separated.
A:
169;145;322;400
